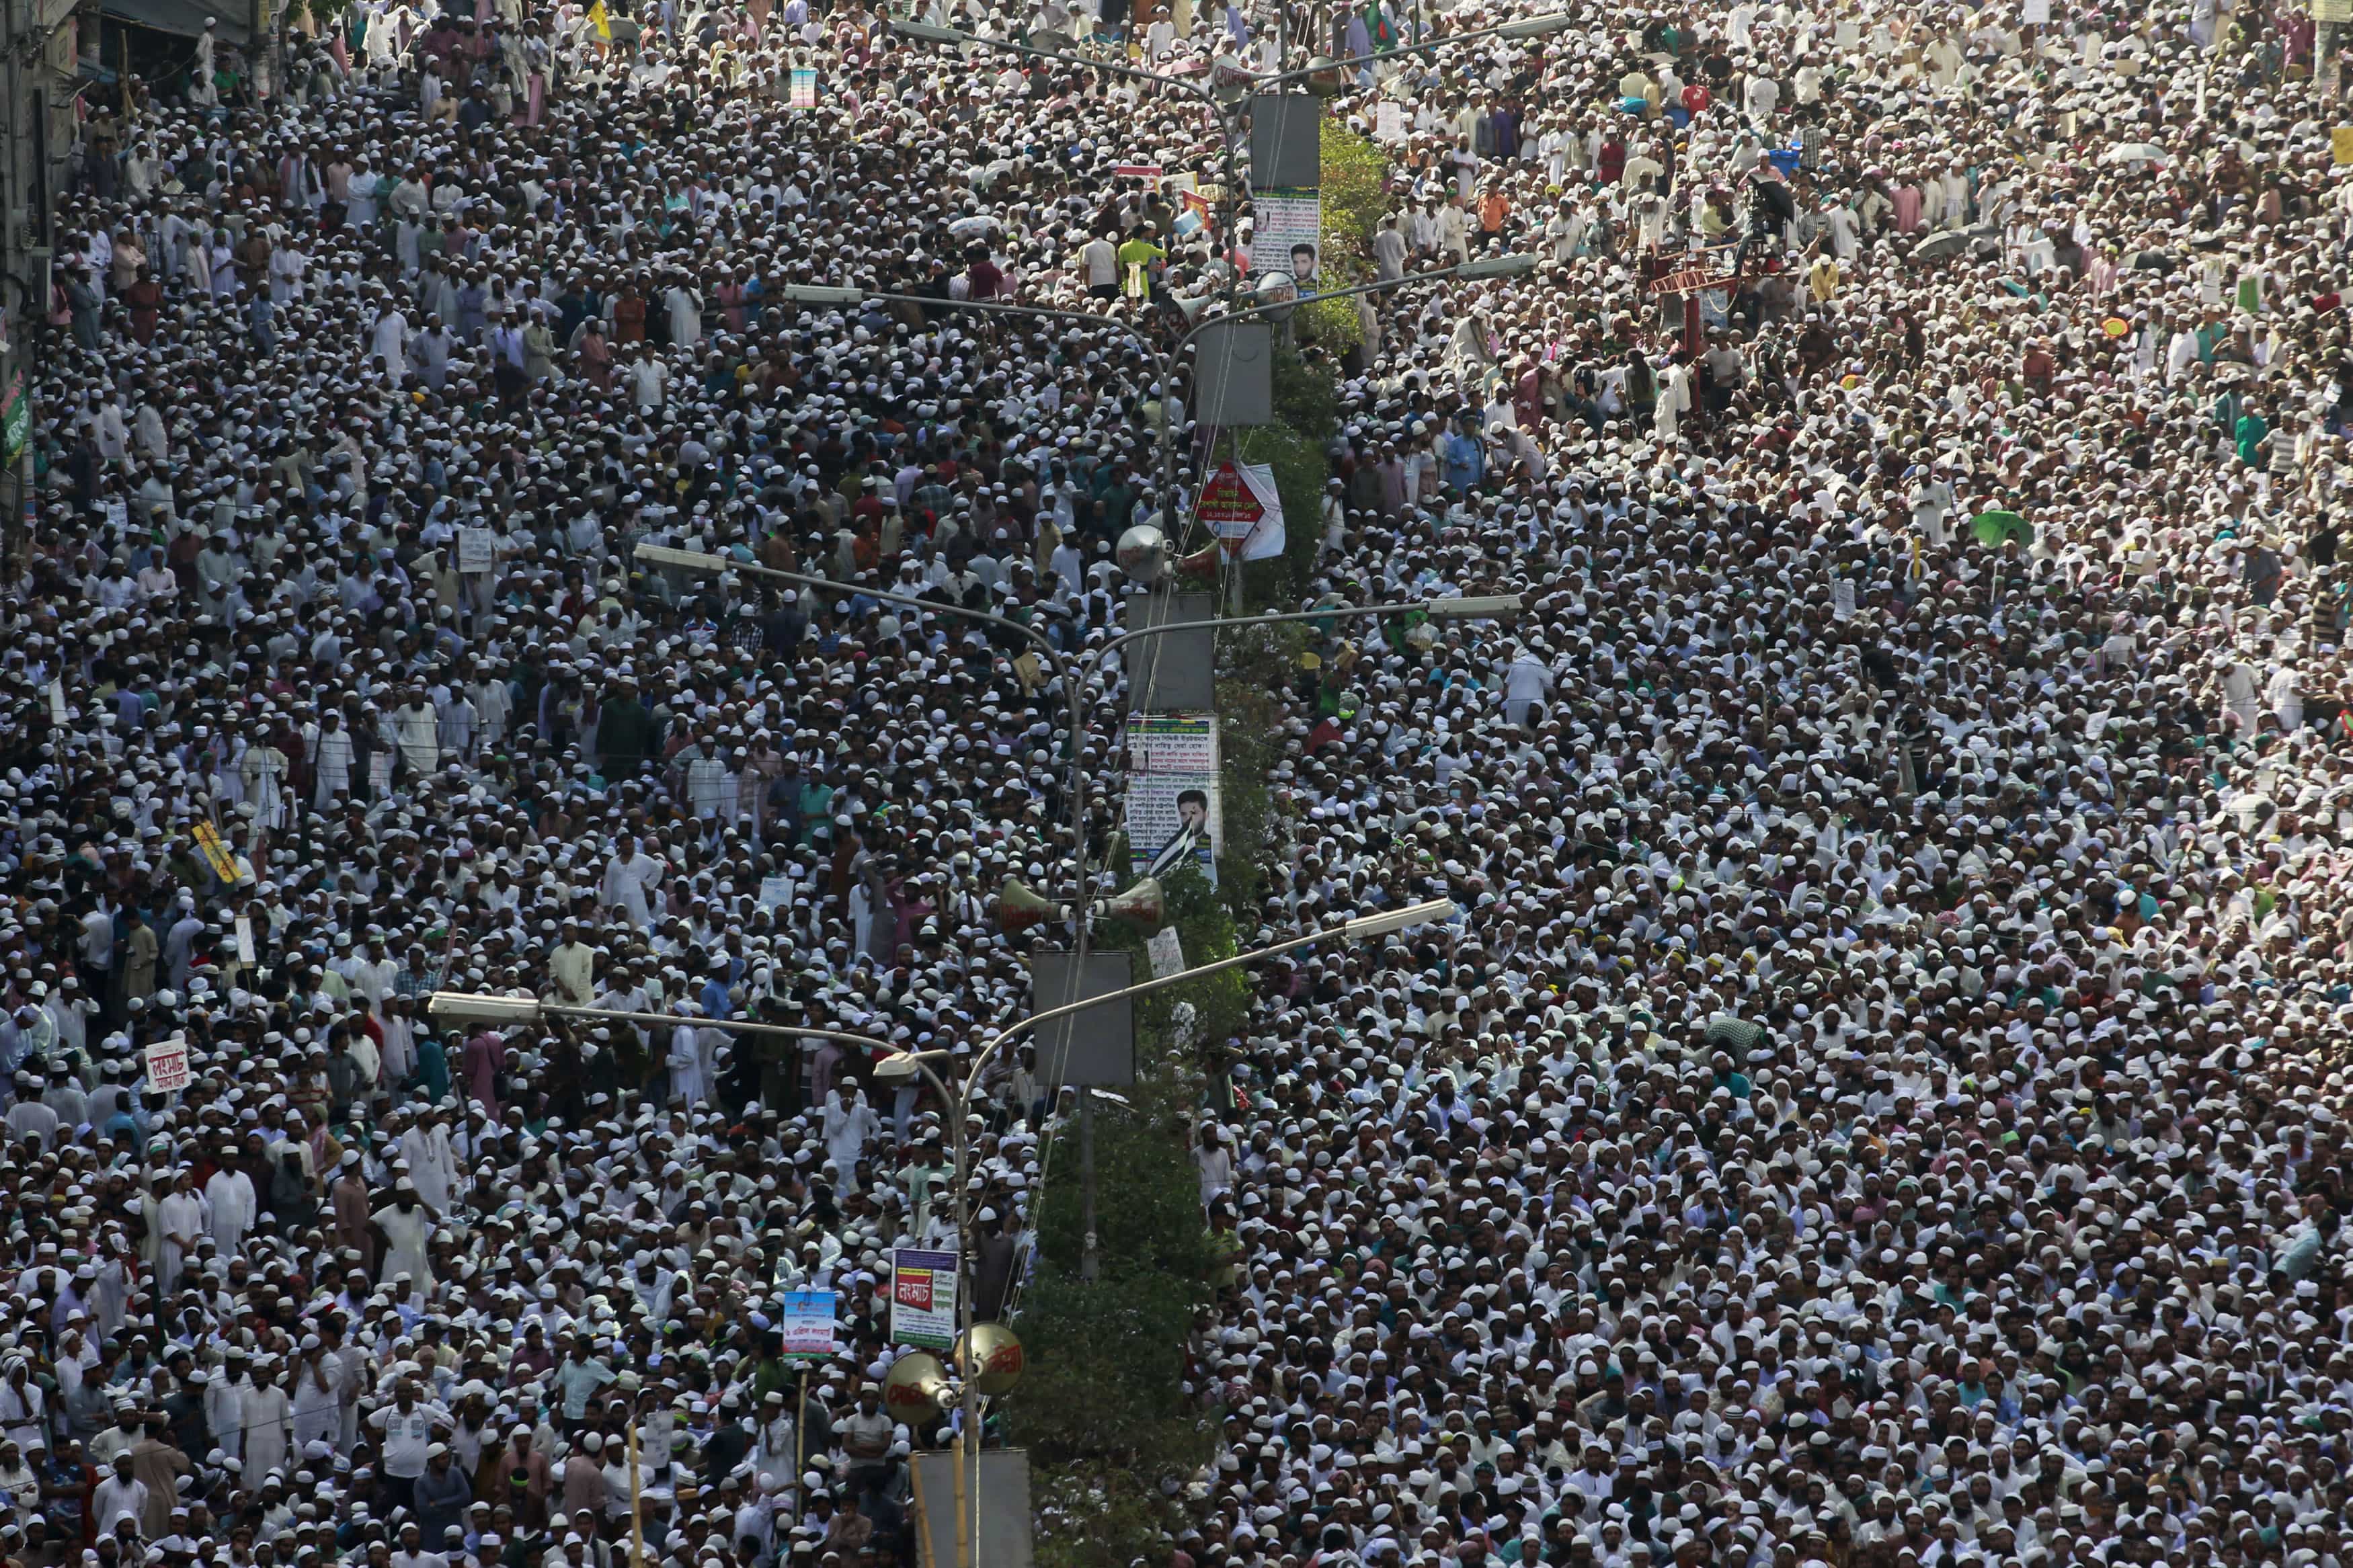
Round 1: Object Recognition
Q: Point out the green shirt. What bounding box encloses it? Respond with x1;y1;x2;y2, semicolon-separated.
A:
2235;411;2269;466
1115;237;1164;295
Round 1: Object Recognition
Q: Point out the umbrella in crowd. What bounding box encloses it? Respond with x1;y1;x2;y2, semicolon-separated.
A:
3;3;2353;1568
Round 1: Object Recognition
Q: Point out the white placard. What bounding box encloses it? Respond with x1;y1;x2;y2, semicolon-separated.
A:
1146;925;1187;979
145;1035;193;1094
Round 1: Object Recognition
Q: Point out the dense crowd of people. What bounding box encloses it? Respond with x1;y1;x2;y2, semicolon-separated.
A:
6;0;2353;1566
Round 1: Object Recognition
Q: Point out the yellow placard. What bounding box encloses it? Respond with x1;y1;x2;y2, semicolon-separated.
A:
2334;126;2353;166
190;820;239;884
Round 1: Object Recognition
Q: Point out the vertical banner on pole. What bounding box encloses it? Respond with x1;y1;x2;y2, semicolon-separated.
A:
1125;712;1225;887
889;1249;960;1348
1248;189;1323;282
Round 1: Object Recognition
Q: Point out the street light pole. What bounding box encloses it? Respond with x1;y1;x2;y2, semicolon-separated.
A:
434;902;1462;1568
436;897;1457;1568
870;1046;975;1568
865;893;1453;1568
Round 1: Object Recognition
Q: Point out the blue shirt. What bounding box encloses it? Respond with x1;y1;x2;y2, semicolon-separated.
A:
1442;430;1484;491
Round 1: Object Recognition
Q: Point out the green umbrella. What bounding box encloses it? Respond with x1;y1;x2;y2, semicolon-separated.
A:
1971;509;2031;547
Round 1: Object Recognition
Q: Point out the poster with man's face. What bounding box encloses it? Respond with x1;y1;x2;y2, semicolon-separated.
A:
1248;190;1322;280
1127;714;1223;889
1146;788;1218;884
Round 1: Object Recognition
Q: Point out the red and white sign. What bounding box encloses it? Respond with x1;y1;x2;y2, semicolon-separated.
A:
1113;163;1164;186
1196;460;1287;561
145;1035;192;1094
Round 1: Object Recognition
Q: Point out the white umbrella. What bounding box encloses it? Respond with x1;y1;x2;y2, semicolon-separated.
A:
2105;140;2168;167
1911;230;1971;263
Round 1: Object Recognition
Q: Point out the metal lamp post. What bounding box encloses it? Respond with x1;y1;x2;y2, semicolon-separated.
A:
434;896;1460;1568
865;893;1455;1568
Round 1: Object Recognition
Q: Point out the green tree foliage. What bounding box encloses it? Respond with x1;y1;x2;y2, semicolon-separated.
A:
1297;120;1390;352
1034;1469;1185;1568
1089;865;1250;1050
1018;1263;1207;1469
1018;155;1374;1548
1019;1082;1217;1568
1235;343;1342;604
1209;618;1307;923
1320;120;1392;255
1032;1080;1215;1289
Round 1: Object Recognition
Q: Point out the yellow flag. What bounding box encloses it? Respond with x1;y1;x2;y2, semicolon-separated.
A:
2334;126;2353;167
588;0;611;38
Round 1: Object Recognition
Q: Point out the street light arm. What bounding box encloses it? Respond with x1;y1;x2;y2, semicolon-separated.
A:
893;15;1571;99
1079;597;1518;710
959;919;1344;1105
1172;255;1538;356
633;543;1071;671
783;257;1517;432
787;258;1524;341
781;261;1534;554
783;290;1144;340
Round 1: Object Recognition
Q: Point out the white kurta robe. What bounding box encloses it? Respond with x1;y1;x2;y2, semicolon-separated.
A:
667;1022;707;1106
205;1169;256;1253
822;1090;878;1180
601;852;660;928
157;1194;206;1297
